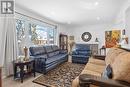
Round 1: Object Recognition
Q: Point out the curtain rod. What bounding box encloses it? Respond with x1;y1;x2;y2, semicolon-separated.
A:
15;11;57;27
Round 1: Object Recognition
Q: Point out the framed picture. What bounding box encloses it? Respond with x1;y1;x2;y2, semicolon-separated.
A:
105;30;121;48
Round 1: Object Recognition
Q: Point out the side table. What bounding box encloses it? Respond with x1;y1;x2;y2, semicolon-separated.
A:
13;59;35;83
100;47;106;56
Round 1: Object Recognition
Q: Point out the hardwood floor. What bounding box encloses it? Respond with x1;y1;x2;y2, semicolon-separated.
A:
2;73;45;87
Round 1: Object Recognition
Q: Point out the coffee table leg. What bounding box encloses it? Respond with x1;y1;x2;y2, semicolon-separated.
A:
33;61;36;77
14;65;17;79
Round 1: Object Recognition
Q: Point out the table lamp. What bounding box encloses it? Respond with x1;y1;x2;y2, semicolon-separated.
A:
23;46;29;61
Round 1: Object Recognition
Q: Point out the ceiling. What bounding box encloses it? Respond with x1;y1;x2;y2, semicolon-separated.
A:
15;0;128;26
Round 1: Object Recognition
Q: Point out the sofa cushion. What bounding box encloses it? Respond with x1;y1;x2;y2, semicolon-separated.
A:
111;51;130;83
48;50;60;58
46;54;67;64
54;51;59;55
72;55;89;58
52;45;59;51
44;45;53;53
105;47;125;65
59;50;67;54
78;51;91;56
75;44;90;51
30;54;47;59
76;48;90;51
48;52;55;57
29;46;46;56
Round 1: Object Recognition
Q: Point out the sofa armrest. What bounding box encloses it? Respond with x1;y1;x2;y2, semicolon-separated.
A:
79;74;130;87
88;50;92;56
72;50;92;55
72;50;78;55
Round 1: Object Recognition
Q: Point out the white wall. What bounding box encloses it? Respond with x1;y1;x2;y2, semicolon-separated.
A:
56;24;69;46
58;24;69;34
126;6;130;47
65;23;125;48
61;2;130;49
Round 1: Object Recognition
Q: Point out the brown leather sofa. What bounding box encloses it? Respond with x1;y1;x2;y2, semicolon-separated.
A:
72;47;130;87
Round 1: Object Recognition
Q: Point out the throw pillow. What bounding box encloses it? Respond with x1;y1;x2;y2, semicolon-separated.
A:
102;64;113;79
106;64;113;78
54;51;59;55
48;52;55;58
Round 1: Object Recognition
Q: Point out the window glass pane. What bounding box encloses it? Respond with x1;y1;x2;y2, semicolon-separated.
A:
16;19;25;41
48;28;54;44
16;19;25;55
29;24;48;45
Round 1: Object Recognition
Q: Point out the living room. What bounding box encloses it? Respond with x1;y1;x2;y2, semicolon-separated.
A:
1;0;130;87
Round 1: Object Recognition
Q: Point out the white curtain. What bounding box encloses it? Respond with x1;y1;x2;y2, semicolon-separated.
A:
0;14;18;76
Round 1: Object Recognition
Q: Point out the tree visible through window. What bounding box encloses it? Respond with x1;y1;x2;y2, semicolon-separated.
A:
16;19;25;42
16;18;56;55
48;28;54;44
29;24;54;45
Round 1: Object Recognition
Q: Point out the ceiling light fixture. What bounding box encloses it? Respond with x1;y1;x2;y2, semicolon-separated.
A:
95;2;99;6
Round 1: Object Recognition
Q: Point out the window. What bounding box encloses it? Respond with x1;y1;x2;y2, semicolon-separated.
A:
16;19;25;55
16;17;57;55
29;24;55;45
29;24;48;45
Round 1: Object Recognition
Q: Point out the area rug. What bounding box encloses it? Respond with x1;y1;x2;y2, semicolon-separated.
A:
33;62;85;87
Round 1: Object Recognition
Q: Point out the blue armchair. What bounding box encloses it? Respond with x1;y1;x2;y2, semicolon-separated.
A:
72;44;91;64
